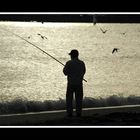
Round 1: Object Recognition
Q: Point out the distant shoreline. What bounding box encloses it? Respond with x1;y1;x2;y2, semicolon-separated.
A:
0;14;140;23
1;95;140;115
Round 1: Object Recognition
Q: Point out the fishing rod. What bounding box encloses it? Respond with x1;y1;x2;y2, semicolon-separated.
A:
1;27;87;82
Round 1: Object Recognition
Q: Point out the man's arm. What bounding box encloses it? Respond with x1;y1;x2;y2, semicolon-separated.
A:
83;62;86;75
63;62;69;76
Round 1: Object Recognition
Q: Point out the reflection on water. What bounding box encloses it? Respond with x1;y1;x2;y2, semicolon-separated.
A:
0;22;140;102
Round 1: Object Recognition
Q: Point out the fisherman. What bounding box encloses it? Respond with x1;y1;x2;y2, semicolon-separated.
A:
1;28;87;117
63;49;86;117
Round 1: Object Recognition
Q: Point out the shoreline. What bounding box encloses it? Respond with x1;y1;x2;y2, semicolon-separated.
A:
1;15;140;23
39;112;140;126
1;104;140;126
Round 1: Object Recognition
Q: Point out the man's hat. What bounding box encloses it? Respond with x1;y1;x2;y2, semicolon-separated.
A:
68;49;79;57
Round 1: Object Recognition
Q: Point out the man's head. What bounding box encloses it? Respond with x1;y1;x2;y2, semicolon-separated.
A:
68;49;79;59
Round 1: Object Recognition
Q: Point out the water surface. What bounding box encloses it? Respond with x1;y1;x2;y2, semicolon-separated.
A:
0;22;140;102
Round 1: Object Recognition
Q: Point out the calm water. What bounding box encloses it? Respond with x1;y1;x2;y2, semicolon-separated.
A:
0;22;140;102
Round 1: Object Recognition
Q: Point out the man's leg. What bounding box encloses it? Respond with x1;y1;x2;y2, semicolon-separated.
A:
75;85;83;117
66;84;74;117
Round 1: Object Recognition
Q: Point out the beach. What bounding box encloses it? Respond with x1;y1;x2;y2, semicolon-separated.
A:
1;104;140;126
40;112;140;126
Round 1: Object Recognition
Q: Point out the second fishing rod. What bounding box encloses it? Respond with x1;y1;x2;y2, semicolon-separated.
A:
1;27;87;82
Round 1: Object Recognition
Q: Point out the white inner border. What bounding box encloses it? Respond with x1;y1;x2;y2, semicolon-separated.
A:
0;12;140;14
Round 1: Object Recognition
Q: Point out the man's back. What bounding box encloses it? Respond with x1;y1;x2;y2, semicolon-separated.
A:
63;58;86;85
63;49;86;117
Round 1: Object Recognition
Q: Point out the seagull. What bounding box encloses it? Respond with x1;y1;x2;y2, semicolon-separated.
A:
100;27;108;34
121;32;126;35
37;33;48;40
112;48;119;54
37;33;44;39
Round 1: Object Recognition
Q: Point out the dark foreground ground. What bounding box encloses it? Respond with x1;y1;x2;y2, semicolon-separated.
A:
33;112;140;126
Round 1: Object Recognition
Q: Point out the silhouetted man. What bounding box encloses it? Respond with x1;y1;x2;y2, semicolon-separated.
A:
63;49;86;117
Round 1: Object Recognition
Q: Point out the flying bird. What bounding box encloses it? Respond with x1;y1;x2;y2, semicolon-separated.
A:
121;32;126;35
100;28;108;34
112;48;119;54
37;33;48;40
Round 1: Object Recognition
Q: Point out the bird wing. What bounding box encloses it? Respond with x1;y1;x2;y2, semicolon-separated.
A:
100;28;104;32
112;49;115;53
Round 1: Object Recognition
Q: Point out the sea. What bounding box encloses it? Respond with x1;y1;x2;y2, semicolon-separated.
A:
0;21;140;102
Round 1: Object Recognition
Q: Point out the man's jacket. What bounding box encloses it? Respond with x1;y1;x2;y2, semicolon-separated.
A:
63;58;86;85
